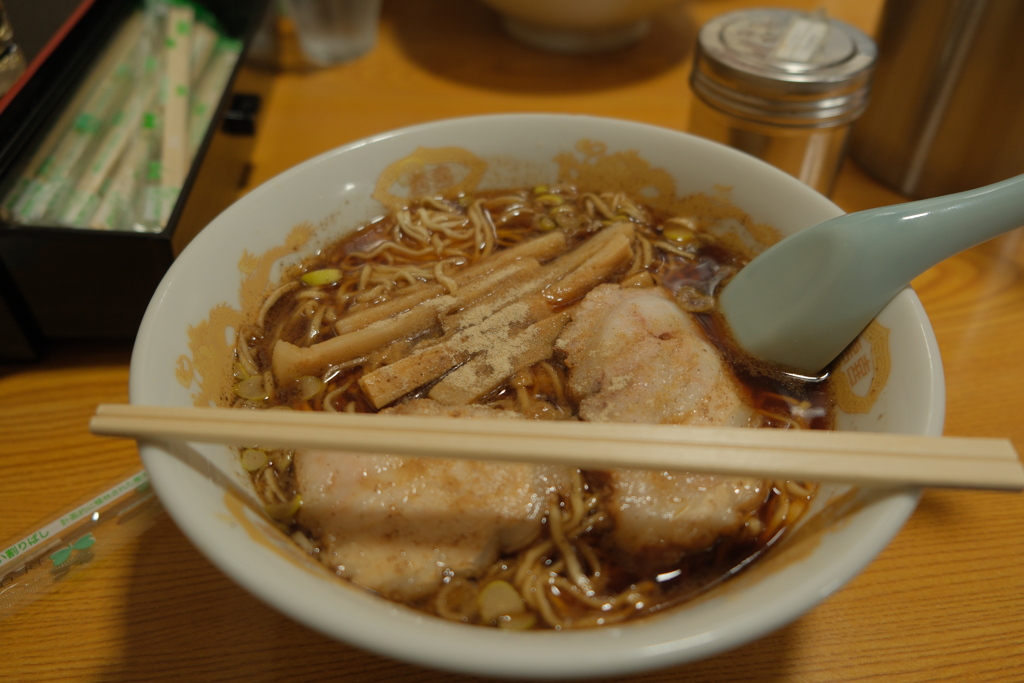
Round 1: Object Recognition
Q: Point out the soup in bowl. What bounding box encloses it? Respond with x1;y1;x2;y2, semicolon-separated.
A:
131;114;943;678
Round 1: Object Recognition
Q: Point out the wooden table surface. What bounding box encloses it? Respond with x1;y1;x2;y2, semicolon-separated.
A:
3;1;1022;680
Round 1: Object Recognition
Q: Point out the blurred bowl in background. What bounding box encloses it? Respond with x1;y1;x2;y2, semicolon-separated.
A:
477;0;683;52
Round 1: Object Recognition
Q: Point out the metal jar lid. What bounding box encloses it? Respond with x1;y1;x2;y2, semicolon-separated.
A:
691;9;877;128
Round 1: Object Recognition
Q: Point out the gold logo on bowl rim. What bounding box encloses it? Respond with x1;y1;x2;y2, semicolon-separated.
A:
833;321;891;414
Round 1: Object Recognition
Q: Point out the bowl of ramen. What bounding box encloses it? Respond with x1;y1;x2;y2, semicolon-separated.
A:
131;114;944;679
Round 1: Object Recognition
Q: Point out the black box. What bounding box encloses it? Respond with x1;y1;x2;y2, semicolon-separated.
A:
0;0;271;358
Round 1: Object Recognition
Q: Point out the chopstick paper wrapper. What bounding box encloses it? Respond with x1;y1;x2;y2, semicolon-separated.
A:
0;470;163;619
90;405;1024;491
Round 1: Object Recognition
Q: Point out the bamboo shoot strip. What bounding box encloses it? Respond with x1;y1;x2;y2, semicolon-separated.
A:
543;233;633;303
429;311;572;405
359;297;552;408
333;230;569;335
89;404;1024;491
275;224;634;394
273;299;447;383
273;258;543;382
356;224;636;406
443;223;635;331
537;222;635;282
437;258;545;327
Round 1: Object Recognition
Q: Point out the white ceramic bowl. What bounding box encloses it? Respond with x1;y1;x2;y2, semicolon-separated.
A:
478;0;682;52
131;114;944;679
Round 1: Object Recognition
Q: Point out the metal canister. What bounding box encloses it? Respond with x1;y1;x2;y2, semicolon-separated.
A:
850;0;1024;199
689;9;877;196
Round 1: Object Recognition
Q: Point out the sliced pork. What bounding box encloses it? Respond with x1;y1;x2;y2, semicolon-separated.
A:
557;284;766;560
556;283;758;427
294;400;572;601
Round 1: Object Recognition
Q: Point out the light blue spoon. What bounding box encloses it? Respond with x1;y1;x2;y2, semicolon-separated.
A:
719;173;1024;376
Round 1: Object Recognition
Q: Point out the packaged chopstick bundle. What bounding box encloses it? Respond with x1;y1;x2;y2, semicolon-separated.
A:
2;11;144;225
0;0;243;233
55;22;161;226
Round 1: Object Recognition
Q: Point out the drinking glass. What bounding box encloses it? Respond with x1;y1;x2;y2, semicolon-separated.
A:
286;0;383;66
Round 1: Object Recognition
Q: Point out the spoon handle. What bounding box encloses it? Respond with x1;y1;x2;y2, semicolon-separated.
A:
720;174;1024;374
843;173;1024;288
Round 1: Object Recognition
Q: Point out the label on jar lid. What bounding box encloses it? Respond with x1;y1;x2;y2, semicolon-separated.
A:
772;15;830;63
716;9;859;74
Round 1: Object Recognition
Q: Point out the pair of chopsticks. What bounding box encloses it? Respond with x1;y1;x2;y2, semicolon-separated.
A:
89;404;1024;491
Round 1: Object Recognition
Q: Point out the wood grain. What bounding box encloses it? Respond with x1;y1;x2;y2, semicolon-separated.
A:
2;1;1022;681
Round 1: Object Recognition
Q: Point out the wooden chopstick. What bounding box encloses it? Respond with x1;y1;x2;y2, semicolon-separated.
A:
89;404;1024;491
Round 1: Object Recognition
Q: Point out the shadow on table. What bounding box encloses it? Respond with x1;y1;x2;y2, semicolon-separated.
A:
388;0;694;95
103;515;800;682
